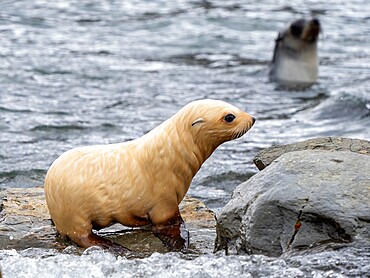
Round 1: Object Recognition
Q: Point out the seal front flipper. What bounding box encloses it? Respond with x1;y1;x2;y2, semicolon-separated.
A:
150;210;189;251
152;217;189;251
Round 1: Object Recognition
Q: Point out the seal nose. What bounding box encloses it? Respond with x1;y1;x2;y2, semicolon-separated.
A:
252;117;256;125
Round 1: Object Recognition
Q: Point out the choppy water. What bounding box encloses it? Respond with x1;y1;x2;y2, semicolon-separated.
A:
1;241;370;278
0;0;369;276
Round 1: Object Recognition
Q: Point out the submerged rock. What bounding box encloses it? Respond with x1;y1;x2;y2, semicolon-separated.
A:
253;137;370;170
215;150;370;257
0;188;216;257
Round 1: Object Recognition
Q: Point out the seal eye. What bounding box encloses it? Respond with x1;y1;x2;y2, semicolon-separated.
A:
290;24;303;38
224;114;236;123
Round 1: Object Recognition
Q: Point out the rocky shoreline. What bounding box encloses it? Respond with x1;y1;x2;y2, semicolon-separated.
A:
0;189;216;257
1;137;369;258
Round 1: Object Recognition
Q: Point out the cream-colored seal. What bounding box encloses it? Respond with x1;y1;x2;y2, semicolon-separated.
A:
270;18;321;86
44;99;255;253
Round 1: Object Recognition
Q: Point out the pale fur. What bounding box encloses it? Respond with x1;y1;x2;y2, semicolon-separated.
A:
44;99;255;241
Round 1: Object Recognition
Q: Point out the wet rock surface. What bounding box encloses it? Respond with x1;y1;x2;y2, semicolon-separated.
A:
0;188;216;257
253;137;370;170
215;150;370;257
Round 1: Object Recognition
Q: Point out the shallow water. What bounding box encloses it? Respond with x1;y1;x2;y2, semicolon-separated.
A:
0;0;369;276
1;240;370;278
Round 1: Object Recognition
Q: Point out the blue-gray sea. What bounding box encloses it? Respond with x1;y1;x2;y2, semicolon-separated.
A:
0;0;369;277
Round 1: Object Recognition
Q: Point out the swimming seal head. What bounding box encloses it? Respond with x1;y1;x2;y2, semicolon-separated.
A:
270;18;321;87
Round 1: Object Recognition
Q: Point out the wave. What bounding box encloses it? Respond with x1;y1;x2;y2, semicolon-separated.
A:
157;53;267;68
0;169;46;189
30;125;87;132
297;92;370;121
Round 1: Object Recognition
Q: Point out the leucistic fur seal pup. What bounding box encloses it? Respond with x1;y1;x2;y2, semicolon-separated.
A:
269;18;321;86
44;99;255;253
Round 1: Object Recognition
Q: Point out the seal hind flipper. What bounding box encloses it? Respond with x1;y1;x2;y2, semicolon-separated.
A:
71;232;131;255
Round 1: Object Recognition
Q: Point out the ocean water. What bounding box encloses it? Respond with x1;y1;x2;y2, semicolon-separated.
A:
0;0;369;276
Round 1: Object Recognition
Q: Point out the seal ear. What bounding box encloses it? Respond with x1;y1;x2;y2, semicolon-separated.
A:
191;118;204;126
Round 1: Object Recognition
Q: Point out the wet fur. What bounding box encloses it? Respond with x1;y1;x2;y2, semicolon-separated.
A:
44;99;255;252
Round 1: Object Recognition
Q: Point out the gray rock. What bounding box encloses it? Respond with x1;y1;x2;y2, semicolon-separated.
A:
215;150;370;257
0;188;216;257
253;137;370;170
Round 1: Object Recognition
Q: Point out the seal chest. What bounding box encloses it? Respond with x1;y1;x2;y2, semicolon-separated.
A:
44;99;255;253
269;18;321;86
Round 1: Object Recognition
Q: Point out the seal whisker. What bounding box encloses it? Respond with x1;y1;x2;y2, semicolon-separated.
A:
231;124;251;140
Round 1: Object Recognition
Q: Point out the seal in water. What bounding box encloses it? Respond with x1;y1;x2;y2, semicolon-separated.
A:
44;99;255;253
269;18;321;87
